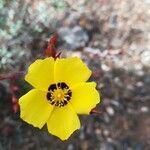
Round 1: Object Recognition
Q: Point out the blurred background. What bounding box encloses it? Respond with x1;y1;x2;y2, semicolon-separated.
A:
0;0;150;149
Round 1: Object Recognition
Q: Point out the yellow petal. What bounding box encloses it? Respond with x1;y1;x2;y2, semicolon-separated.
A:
47;104;80;140
54;57;91;87
25;57;55;91
70;82;100;114
19;89;54;128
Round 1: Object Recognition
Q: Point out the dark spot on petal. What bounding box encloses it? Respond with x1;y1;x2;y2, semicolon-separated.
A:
57;82;61;88
66;96;71;101
64;100;68;105
68;90;72;97
61;82;69;89
47;93;52;100
48;84;57;91
55;101;59;106
51;101;55;105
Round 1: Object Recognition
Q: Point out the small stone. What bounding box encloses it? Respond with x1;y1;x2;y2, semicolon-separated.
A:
103;130;109;136
106;106;115;116
95;128;102;135
101;64;110;71
140;106;149;113
67;144;74;150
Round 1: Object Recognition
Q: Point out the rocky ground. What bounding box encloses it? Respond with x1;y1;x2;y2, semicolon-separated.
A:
0;0;150;149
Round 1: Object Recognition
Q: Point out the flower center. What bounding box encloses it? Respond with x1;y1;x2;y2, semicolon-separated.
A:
53;89;64;100
46;82;72;107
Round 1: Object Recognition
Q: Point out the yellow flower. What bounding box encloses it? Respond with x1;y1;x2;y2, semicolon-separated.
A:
19;57;100;140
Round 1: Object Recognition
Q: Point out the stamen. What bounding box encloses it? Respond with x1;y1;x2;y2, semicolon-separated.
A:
55;101;59;106
60;101;64;107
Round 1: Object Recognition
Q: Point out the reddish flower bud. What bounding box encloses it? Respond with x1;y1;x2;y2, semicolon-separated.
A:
50;33;58;46
45;44;56;57
45;34;58;58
